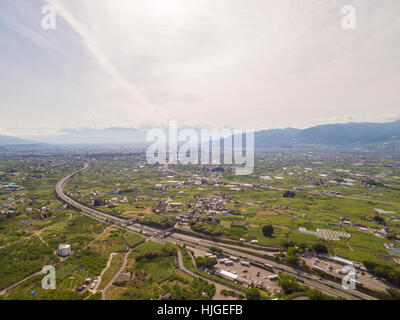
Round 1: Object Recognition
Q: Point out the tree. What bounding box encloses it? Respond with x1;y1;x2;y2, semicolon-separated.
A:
278;273;303;295
262;224;274;237
286;247;299;265
245;287;261;300
312;244;328;254
209;246;223;256
373;215;385;225
196;257;218;269
283;191;295;198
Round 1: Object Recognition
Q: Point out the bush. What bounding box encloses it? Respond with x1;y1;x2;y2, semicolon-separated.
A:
135;243;177;262
376;288;400;300
363;260;400;286
196;257;218;269
286;247;299;265
312;244;328;254
372;215;385;225
191;222;224;236
283;191;295;198
262;224;274;237
278;274;304;295
209;246;223;255
245;287;261;300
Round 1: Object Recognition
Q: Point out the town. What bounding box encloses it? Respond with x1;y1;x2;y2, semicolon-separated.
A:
1;145;400;301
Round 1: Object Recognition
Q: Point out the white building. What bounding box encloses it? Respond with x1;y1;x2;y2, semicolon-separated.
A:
216;269;238;282
58;244;71;257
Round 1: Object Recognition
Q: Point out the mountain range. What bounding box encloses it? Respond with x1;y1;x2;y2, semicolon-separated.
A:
254;120;400;148
0;135;35;146
1;120;400;147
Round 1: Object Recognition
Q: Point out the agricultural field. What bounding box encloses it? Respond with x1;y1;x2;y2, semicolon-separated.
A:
61;153;400;271
1;149;400;300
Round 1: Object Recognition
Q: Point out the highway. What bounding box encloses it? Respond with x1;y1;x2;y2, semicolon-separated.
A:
55;163;126;224
55;162;377;300
166;233;376;300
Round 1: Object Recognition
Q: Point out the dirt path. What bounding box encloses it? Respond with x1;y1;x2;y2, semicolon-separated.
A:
91;252;116;293
102;249;131;300
35;230;48;247
347;241;354;251
0;269;42;296
0;228;46;250
87;225;112;248
0;224;113;296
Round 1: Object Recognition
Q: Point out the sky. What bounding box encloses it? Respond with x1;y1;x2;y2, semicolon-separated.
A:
1;0;400;139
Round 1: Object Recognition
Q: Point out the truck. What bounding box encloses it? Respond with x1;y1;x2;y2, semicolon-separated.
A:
263;263;274;271
225;260;233;266
268;275;278;281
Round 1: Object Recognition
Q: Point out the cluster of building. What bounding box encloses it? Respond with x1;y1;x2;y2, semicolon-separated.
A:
190;194;232;216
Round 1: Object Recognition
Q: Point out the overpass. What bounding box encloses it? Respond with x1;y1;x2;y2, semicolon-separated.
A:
55;162;376;300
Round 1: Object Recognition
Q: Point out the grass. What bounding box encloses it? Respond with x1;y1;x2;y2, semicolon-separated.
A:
98;253;124;290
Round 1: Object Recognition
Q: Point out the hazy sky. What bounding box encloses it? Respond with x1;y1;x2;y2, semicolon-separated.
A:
1;0;400;138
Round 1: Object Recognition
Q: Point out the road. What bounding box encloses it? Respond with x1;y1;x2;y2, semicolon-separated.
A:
102;250;131;300
166;233;371;300
53;162;377;300
55;163;127;224
176;250;242;300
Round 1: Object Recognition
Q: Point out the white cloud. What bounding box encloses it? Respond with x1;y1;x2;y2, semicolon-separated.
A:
1;0;400;132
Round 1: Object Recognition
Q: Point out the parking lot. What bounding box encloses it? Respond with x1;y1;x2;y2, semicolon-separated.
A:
189;246;281;293
216;259;281;293
302;255;390;291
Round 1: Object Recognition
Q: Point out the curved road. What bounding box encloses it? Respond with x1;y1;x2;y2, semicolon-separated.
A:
176;250;242;300
55;163;126;224
55;163;376;300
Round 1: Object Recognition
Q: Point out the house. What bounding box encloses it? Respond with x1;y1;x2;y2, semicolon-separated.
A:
160;293;172;300
76;285;85;292
58;244;71;257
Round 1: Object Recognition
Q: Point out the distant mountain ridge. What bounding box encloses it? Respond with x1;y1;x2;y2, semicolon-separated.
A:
1;119;400;147
0;135;35;146
254;120;400;148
